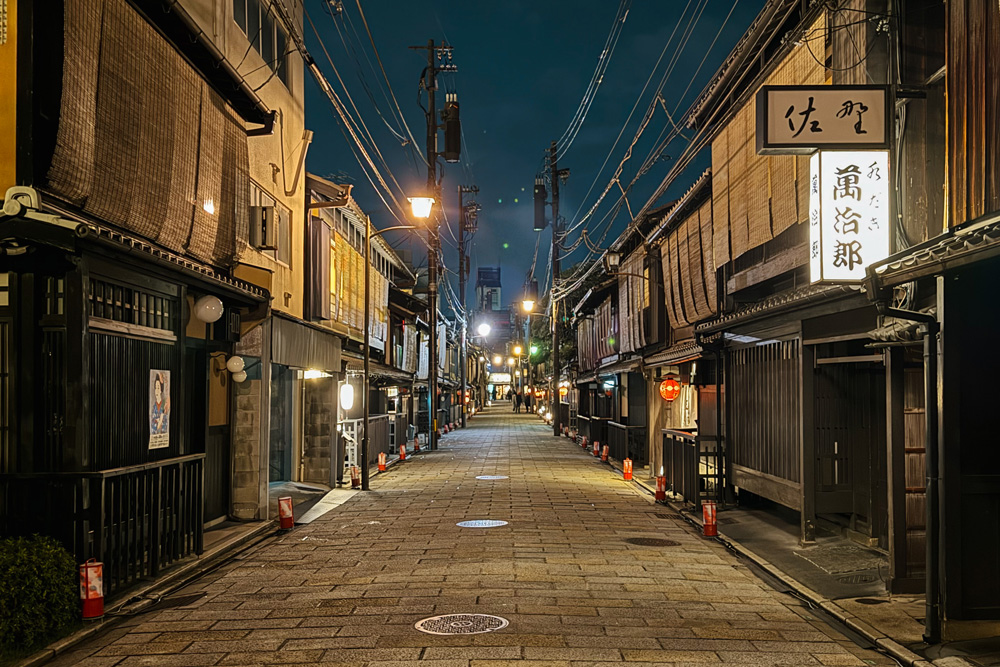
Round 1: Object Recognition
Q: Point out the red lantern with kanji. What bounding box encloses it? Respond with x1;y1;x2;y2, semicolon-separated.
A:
659;378;681;402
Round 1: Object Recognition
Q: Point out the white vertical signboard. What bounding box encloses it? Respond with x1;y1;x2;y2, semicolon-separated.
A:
809;150;890;283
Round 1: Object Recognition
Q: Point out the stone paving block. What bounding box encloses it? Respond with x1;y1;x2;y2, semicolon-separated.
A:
53;410;892;667
116;655;225;666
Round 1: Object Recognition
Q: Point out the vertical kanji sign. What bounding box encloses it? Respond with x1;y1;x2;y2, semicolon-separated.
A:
809;151;890;283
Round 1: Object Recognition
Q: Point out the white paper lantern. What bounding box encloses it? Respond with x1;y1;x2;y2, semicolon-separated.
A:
226;356;245;373
193;295;224;323
231;370;248;383
339;383;355;411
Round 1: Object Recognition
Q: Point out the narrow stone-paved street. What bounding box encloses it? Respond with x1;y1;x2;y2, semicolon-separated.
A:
54;407;895;667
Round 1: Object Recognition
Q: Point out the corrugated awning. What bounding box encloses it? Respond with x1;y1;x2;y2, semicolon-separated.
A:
343;354;414;385
597;356;642;378
272;314;341;372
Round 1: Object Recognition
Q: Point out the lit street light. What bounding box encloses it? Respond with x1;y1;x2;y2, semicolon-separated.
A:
493;354;502;366
360;197;431;490
477;322;491;337
513;345;522;355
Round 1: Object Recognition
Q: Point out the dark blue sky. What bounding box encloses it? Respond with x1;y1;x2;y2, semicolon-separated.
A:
304;0;765;311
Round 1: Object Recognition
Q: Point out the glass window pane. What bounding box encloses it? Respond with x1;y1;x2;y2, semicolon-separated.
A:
233;0;247;33
275;27;288;85
247;0;260;50
260;10;274;65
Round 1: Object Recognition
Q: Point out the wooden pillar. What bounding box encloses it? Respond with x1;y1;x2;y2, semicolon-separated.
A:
799;339;816;544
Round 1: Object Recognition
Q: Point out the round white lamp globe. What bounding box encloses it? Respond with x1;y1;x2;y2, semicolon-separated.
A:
226;356;245;374
193;295;224;323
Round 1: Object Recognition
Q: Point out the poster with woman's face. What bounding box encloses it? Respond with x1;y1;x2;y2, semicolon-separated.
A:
149;370;170;449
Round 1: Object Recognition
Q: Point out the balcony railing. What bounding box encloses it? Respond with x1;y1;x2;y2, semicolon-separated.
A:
0;454;204;598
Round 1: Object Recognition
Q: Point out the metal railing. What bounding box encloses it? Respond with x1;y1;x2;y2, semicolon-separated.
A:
342;415;397;475
661;429;723;508
0;454;204;598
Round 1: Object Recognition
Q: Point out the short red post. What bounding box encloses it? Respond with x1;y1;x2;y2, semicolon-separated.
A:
581;436;588;449
601;445;609;462
278;495;295;528
702;501;718;537
443;424;449;434
399;443;407;461
349;466;361;489
623;458;633;481
377;451;387;472
592;440;600;457
655;474;667;502
79;560;104;620
413;437;421;453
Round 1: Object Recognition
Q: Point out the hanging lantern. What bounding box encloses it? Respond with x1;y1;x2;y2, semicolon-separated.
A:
659;378;681;402
193;295;224;323
339;383;355;411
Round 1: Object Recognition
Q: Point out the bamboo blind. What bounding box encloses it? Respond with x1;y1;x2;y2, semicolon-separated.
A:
45;0;250;267
709;13;826;265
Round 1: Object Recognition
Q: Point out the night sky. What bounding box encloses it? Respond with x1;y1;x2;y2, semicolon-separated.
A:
303;1;766;311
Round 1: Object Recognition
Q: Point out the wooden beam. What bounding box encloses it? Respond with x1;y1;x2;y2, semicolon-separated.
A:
726;243;807;294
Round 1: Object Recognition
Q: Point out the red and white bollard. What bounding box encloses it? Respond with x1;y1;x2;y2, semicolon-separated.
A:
399;443;407;461
702;501;718;537
623;458;633;481
378;451;387;472
413;437;421;453
349;466;361;489
79;559;104;620
581;436;588;449
443;424;449;434
278;495;295;529
601;445;609;463
592;440;600;457
655;474;667;502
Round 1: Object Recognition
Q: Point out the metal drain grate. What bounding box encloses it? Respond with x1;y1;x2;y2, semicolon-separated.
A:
837;573;878;584
457;520;508;528
415;614;509;635
475;475;509;480
854;598;888;605
653;513;676;520
625;537;680;547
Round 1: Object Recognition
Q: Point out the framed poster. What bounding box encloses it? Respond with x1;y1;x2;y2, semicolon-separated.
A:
149;369;171;449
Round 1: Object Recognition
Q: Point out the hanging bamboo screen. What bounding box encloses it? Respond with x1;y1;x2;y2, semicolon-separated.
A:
711;127;731;270
617;252;645;354
45;0;250;267
709;13;826;265
698;200;716;310
659;200;717;330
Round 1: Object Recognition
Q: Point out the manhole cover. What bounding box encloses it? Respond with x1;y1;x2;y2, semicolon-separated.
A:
475;475;509;480
456;520;508;528
854;598;888;605
415;614;509;635
625;537;680;547
837;573;878;584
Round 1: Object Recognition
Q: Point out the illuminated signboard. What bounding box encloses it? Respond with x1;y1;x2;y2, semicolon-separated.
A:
809;150;889;284
756;85;889;154
488;372;512;384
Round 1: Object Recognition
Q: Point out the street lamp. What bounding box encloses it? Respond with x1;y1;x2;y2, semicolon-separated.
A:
513;344;522;356
507;357;515;367
493;354;502;366
408;196;435;219
477;322;491;337
359;200;430;490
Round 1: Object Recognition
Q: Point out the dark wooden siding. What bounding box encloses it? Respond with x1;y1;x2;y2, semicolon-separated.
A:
948;0;1000;227
729;339;801;484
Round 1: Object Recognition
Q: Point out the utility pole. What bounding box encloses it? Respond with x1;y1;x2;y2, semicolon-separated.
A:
410;39;458;450
549;141;562;436
458;185;478;428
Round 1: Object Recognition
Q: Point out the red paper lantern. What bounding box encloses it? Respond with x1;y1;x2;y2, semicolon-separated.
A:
659;378;681;402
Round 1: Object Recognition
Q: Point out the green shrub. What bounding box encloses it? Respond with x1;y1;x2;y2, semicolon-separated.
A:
0;535;78;653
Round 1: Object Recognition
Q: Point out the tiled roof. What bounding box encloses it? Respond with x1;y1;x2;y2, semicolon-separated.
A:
696;284;861;335
869;214;1000;288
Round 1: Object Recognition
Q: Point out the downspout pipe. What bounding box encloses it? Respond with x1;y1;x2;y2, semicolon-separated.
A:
876;303;940;644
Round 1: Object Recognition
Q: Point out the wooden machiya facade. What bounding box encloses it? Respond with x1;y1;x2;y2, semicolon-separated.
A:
582;0;999;638
0;0;288;595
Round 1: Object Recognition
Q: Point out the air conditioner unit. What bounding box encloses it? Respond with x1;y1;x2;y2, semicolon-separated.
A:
249;205;277;250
